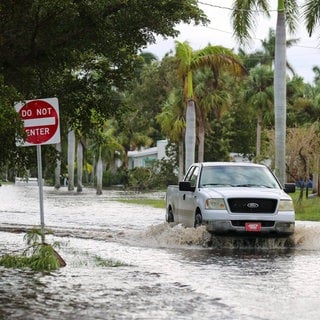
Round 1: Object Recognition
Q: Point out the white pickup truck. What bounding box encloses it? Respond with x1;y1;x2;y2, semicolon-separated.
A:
166;162;296;236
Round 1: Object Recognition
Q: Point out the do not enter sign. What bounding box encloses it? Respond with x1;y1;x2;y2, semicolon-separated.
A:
15;98;60;146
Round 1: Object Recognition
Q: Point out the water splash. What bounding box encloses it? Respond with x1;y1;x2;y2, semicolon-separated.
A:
2;221;320;252
141;223;320;251
290;224;320;250
143;223;211;248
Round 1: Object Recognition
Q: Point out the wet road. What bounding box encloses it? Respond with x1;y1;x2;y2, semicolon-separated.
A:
1;184;320;320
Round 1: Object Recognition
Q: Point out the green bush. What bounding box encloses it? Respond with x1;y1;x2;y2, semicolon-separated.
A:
128;167;154;190
127;159;178;190
0;229;65;271
102;168;129;187
151;159;178;186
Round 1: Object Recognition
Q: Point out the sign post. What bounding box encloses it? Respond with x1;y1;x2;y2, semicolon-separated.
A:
36;144;45;240
15;98;60;243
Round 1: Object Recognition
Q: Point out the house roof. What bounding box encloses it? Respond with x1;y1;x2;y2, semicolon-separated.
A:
128;146;158;158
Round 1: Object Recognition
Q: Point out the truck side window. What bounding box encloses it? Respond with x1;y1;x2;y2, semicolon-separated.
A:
189;166;199;187
185;166;195;181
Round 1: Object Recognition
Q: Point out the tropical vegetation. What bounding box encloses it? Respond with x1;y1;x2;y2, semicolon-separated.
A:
1;0;320;198
0;229;65;271
230;0;320;185
0;228;126;271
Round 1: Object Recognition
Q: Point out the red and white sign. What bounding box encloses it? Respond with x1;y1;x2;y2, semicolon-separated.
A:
15;98;60;146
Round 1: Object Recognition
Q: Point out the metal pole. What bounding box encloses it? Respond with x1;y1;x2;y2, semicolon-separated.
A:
36;144;45;243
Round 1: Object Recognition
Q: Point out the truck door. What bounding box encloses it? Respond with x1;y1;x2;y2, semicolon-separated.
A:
179;166;199;227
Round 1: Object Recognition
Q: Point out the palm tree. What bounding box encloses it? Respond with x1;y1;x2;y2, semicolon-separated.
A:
238;28;298;74
261;28;298;75
312;66;320;84
76;139;84;192
96;150;103;195
175;41;246;172
231;0;298;185
54;143;61;189
193;69;231;162
117;124;153;170
175;41;196;172
90;120;124;195
156;88;185;180
67;129;75;191
244;65;274;159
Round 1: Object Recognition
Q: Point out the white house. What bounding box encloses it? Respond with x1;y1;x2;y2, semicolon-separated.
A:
128;140;168;169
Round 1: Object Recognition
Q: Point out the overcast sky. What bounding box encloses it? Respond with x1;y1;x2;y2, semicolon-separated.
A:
146;0;319;84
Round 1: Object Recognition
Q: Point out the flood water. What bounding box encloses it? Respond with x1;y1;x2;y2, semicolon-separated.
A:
1;184;320;320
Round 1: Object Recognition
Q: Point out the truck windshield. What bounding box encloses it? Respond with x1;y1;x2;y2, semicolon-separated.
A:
199;165;281;189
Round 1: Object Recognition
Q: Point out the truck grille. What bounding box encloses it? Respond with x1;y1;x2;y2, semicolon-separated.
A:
228;198;277;214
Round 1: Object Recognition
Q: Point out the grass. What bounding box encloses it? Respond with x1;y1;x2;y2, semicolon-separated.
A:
116;191;320;222
94;255;128;267
291;191;320;221
116;198;166;209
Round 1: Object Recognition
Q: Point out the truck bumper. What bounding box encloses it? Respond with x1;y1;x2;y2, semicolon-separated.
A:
203;220;295;236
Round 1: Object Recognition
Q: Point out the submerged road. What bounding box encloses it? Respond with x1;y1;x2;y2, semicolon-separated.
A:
1;184;320;320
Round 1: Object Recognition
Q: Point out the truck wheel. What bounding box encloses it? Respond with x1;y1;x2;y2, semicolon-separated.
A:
166;207;174;223
194;212;202;228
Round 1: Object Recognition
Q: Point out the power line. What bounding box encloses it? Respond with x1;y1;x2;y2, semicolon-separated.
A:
205;25;320;50
197;1;233;11
197;1;278;13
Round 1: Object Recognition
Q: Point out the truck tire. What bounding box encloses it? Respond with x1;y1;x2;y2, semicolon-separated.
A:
166;206;174;223
194;212;202;228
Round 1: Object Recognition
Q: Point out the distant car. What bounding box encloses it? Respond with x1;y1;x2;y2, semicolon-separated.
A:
166;162;295;236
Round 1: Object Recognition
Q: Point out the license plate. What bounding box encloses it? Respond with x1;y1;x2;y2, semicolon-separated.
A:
245;222;261;232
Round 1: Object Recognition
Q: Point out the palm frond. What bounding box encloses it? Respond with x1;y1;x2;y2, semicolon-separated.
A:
191;46;247;77
231;0;270;44
285;0;298;33
302;0;320;36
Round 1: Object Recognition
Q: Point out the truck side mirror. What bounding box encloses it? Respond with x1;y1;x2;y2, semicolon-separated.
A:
179;181;195;192
284;183;296;193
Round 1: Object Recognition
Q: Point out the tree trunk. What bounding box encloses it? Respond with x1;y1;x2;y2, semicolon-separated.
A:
96;154;103;195
54;143;61;189
77;140;83;192
123;147;129;169
274;9;287;185
178;140;184;181
256;108;262;158
67;130;75;191
185;99;196;173
313;157;319;195
197;108;205;163
91;155;96;185
313;172;319;195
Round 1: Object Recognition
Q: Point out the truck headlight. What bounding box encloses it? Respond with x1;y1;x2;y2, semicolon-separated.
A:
205;198;226;210
278;199;294;211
